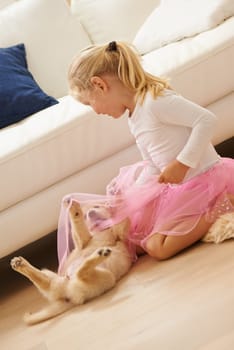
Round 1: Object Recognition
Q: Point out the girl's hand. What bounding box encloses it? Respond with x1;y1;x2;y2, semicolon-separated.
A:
158;160;190;184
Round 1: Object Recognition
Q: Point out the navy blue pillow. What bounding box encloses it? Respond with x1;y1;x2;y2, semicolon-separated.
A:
0;43;58;129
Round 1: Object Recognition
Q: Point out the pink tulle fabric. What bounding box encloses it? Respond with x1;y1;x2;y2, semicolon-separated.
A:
57;157;234;274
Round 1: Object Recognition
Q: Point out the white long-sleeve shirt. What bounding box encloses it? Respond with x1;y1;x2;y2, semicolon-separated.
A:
128;89;219;183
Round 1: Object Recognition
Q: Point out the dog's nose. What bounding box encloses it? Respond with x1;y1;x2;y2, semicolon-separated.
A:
88;210;97;219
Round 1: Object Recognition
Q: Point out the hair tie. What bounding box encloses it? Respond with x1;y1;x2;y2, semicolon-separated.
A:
106;41;117;52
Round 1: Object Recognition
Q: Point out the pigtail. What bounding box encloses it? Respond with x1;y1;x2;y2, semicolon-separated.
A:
111;41;171;104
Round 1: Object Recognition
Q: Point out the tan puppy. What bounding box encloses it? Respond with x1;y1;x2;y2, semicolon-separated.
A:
11;201;132;325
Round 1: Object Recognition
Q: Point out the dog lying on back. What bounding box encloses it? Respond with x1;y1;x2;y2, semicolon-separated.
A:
10;196;234;325
11;201;133;325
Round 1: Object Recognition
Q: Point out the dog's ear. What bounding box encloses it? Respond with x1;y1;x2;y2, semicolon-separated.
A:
112;218;130;241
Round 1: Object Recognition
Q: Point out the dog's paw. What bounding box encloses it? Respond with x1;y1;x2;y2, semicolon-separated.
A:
97;247;112;257
69;201;82;219
10;256;26;270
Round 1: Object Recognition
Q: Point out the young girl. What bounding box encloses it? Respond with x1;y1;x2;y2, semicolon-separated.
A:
57;41;234;272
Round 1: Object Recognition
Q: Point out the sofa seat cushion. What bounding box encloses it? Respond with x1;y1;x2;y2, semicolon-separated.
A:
142;16;234;107
0;96;134;212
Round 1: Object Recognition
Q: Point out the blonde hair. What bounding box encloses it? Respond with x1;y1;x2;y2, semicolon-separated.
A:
68;41;171;104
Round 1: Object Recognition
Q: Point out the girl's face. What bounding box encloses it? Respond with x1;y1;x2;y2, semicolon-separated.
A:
77;75;135;118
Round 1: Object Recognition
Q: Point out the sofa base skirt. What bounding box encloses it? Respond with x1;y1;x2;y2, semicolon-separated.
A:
1;92;233;258
0;145;140;258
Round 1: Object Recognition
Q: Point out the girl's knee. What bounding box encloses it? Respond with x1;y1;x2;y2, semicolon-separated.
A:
228;194;234;206
144;236;170;261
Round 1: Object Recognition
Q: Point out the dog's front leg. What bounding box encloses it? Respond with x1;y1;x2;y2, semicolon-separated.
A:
77;248;113;281
69;201;92;249
11;257;53;296
76;248;116;299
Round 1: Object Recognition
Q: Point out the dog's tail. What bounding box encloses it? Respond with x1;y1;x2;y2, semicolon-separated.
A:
24;300;73;325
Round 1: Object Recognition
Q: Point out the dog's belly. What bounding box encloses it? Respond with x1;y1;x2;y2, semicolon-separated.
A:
65;242;132;279
66;256;84;278
64;241;117;278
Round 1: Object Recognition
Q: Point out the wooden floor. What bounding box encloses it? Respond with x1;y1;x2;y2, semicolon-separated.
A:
1;235;234;350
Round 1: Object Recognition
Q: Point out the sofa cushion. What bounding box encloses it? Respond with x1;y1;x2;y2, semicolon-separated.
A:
133;0;234;54
0;96;134;212
142;16;234;107
0;43;58;129
0;0;91;98
70;0;160;44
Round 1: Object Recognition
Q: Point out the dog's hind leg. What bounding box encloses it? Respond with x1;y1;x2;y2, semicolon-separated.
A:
69;201;92;249
23;300;73;325
11;256;54;297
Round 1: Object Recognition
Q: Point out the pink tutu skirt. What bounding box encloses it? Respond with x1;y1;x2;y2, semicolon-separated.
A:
57;157;234;273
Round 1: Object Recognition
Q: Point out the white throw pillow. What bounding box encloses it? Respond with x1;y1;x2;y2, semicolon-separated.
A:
133;0;234;54
70;0;161;44
0;0;91;98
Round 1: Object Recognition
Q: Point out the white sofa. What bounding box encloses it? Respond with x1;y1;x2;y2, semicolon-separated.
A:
0;0;233;258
